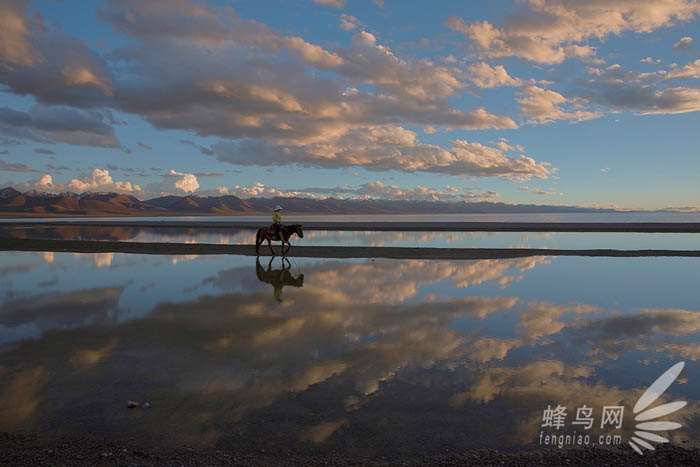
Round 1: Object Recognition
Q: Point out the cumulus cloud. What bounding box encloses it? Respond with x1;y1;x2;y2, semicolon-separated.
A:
674;36;694;50
146;170;200;196
640;56;661;64
339;14;359;31
16;169;142;194
0;106;120;147
227;181;500;202
518;86;600;124
467;62;521;88
214;125;551;180
448;1;700;64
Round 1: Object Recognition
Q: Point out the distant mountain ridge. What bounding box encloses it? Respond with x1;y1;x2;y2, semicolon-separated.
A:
0;186;620;216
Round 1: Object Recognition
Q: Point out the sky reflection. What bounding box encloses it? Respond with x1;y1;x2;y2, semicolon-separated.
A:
0;251;699;454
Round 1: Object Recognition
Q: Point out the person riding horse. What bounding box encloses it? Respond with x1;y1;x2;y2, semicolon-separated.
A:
256;206;304;255
271;205;283;240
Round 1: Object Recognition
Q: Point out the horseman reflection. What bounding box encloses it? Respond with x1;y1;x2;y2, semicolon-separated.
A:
255;257;304;302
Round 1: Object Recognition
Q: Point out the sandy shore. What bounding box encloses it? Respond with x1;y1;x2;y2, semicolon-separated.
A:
3;220;700;232
1;238;699;258
2;432;699;466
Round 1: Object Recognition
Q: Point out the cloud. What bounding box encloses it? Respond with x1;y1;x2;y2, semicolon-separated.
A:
99;0;343;69
214;125;550;180
640;57;661;64
137;142;152;150
0;106;120;147
582;63;700;115
339;14;359;31
0;0;529;182
0;0;37;68
518;186;562;196
447;1;700;64
589;83;700;115
0;11;113;108
0;159;37;173
666;59;700;79
15;169;142;194
467;62;522;88
313;0;345;8
147;169;200;196
227;181;501;202
180;139;214;155
518;86;600;124
674;36;694;50
34;148;55;155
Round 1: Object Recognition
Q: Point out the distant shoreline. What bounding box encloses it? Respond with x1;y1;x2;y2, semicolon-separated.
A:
3;220;700;232
2;238;699;259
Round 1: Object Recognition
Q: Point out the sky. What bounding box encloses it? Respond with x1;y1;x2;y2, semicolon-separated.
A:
0;0;699;209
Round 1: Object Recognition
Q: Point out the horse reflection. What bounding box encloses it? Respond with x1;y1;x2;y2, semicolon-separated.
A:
255;257;304;302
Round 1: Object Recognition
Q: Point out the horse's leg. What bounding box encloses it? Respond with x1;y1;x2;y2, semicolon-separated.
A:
255;230;261;255
267;237;275;256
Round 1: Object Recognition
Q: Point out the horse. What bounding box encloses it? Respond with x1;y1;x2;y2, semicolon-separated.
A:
255;224;304;256
256;257;304;302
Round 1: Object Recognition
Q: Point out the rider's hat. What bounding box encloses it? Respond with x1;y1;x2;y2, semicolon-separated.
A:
274;205;283;211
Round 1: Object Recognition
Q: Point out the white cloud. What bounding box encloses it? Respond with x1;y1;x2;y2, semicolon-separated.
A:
467;62;521;88
640;57;661;64
147;170;199;195
518;86;600;124
227;181;500;202
214;125;551;180
674;36;694;50
448;1;700;64
17;169;142;194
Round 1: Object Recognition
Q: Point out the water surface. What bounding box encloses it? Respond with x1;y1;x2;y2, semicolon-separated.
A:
1;251;699;456
2;225;699;250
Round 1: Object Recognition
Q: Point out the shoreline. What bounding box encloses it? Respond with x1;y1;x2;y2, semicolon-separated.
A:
1;238;699;259
3;220;700;232
2;432;699;466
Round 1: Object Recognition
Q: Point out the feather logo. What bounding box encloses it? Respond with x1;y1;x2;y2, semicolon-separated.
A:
628;361;687;455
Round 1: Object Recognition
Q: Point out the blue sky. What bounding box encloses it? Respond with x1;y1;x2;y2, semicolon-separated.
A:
0;0;699;209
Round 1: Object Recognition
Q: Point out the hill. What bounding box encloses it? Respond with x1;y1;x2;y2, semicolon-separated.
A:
0;187;616;217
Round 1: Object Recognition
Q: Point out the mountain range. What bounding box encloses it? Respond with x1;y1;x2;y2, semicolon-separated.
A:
0;186;619;216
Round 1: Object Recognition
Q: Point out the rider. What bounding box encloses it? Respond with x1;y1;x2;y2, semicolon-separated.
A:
271;205;283;239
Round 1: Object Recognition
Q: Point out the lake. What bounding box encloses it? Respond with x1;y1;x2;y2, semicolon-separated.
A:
1;248;699;459
2;224;700;250
3;211;700;223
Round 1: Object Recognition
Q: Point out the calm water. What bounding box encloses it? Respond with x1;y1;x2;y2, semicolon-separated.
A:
1;250;699;456
3;211;700;223
2;224;700;250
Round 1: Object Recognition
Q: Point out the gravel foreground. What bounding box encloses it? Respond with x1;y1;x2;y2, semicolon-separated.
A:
2;433;700;466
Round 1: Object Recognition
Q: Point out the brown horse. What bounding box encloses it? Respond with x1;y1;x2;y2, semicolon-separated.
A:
256;257;304;302
255;224;304;256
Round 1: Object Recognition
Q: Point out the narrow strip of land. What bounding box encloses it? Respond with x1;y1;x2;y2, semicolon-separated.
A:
2;220;700;232
2;238;699;259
